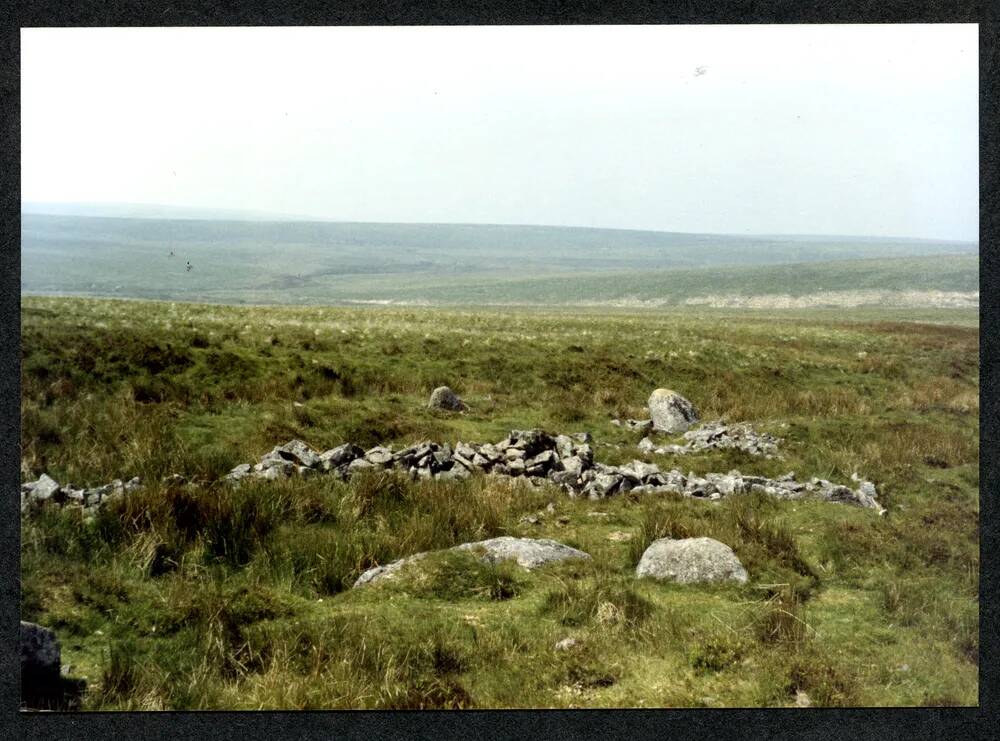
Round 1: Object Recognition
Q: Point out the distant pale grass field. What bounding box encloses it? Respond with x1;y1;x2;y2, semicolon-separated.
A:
20;296;978;708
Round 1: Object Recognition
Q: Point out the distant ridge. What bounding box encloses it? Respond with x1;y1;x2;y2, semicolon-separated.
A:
20;202;978;245
20;201;322;223
20;211;978;308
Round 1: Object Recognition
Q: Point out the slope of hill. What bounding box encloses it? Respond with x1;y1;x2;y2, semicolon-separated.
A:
20;213;978;306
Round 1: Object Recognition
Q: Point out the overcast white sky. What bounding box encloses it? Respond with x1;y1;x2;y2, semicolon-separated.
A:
21;24;978;240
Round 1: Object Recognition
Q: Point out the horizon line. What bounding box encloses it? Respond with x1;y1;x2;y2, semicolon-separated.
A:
20;200;980;245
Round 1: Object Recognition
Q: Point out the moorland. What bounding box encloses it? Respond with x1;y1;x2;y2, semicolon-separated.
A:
20;294;979;709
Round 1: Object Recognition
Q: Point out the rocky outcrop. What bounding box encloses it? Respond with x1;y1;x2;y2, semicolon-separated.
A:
648;389;699;433
611;418;654;432
353;536;592;587
638;420;782;458
635;537;748;584
428;386;466;411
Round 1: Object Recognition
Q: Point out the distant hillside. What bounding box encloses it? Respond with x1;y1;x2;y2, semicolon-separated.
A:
20;213;977;306
20;202;318;222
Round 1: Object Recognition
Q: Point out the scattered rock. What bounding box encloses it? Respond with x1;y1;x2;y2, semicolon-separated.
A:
428;385;466;411
606;531;633;542
640;420;781;457
22;473;141;515
682;421;781;457
224;463;252;482
635;537;748;584
353;552;432;587
648;389;699;433
554;637;581;651
814;478;886;516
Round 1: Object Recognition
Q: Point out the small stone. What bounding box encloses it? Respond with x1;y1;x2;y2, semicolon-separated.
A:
270;439;321;468
554;637;580;651
225;464;252;481
319;443;364;468
27;473;61;502
348;458;376;473
364;446;394;466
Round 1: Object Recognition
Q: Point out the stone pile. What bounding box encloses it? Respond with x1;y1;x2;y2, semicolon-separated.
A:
20;473;142;516
20;428;882;517
638;420;782;458
221;429;884;514
225;430;595;485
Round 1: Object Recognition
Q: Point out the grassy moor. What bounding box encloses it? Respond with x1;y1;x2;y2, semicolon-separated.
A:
20;296;978;709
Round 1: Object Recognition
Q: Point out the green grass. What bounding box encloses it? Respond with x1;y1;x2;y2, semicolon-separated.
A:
19;295;978;708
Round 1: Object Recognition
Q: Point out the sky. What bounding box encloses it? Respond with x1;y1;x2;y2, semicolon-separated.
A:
21;24;978;241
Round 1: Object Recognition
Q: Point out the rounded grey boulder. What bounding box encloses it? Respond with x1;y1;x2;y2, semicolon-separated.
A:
648;389;699;433
635;537;748;584
428;386;466;411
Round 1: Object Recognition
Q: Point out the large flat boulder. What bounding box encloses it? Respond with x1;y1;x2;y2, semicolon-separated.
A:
636;537;748;584
454;536;591;569
354;536;591;587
